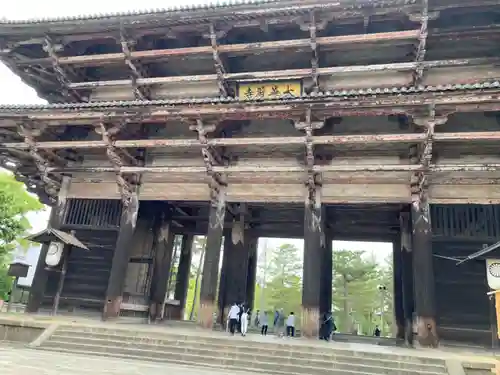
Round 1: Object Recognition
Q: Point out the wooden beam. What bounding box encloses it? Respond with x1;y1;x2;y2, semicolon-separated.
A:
5;131;500;151
43;163;500;175
67;57;496;89
16;29;421;68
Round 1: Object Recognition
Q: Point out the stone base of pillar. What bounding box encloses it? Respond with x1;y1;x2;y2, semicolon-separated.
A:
301;306;320;338
396;323;405;340
148;302;162;322
103;297;122;320
168;305;184;320
198;300;216;329
416;316;438;347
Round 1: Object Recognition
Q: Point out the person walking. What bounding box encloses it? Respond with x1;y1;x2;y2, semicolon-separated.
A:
274;308;285;337
286;312;295;337
260;311;269;336
320;311;335;341
373;325;381;337
228;302;240;335
237;303;244;333
254;310;260;327
241;308;249;336
273;309;279;329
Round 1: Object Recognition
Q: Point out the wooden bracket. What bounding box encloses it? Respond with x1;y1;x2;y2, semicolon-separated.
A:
119;27;151;100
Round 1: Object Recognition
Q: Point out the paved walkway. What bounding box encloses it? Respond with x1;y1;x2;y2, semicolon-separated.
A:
0;345;249;375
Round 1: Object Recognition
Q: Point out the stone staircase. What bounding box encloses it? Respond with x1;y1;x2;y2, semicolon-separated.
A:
35;324;450;375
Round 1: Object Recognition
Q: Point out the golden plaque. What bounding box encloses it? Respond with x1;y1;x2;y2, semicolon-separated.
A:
238;81;302;100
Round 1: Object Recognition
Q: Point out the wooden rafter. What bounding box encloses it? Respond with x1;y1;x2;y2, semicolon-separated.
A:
43;36;84;102
412;0;429;86
119;29;151;100
209;24;228;97
14;29;421;68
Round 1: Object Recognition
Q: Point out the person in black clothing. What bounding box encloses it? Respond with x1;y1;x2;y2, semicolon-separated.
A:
374;325;381;337
260;311;269;335
319;311;335;341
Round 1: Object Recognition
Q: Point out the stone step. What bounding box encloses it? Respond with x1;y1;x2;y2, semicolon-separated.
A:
53;327;445;366
49;333;447;373
40;341;446;375
36;346;378;375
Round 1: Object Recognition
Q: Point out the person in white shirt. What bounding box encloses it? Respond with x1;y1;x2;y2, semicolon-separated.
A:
240;308;249;336
286;312;295;337
228;302;240;335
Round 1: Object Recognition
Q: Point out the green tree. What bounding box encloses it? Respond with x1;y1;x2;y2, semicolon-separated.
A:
332;249;389;335
186;236;206;320
265;243;302;321
0;172;44;297
0;173;43;260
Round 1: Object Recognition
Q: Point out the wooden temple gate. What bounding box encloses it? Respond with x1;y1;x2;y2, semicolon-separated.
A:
1;0;500;348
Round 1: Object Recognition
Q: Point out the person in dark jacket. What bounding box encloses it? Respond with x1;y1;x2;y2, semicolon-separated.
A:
320;311;335;341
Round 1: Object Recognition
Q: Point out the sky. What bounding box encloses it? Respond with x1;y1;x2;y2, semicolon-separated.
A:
0;0;393;266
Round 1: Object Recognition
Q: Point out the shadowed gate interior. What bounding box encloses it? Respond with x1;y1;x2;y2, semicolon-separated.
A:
33;197;500;347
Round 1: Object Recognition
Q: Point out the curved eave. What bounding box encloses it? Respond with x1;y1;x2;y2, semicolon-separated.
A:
0;0;416;30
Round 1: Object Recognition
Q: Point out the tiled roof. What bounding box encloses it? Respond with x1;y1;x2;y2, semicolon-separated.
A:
0;0;416;25
0;80;497;111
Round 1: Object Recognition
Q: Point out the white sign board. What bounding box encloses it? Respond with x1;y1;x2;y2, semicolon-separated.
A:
486;259;500;290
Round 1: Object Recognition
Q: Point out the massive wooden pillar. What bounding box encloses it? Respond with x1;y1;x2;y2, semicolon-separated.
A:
26;176;71;313
400;211;415;346
198;188;226;328
173;234;194;320
302;183;324;338
149;214;176;321
409;113;444;347
411;200;437;347
245;236;258;312
393;235;405;340
217;233;230;324
224;235;249;306
103;194;140;319
320;232;333;315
